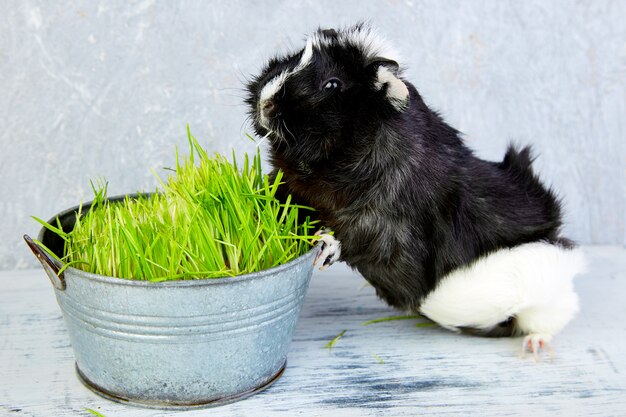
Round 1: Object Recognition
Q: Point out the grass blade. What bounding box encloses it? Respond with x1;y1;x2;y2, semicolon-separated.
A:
324;330;346;350
362;314;424;326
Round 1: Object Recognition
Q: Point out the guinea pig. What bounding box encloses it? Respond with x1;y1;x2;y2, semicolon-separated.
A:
245;23;585;357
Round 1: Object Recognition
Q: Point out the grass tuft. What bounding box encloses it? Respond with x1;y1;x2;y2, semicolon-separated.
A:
35;128;317;281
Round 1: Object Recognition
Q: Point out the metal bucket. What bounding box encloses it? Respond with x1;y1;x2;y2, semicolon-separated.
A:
24;195;318;409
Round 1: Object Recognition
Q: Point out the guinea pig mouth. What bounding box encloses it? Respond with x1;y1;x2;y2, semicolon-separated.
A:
258;112;274;131
257;108;291;140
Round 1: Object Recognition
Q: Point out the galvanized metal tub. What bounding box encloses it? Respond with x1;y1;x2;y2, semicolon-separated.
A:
24;195;318;409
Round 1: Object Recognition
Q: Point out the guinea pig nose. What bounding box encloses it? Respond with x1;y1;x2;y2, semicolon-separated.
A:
261;99;278;118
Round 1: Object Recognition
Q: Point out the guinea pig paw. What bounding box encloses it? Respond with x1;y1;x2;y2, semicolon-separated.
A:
314;232;341;270
521;333;554;362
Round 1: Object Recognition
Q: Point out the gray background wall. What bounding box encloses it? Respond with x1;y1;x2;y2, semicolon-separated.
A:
2;0;624;270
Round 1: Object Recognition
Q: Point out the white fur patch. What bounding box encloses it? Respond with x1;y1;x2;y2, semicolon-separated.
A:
375;66;409;110
294;37;314;72
419;242;585;337
260;71;288;103
311;24;402;65
341;27;401;64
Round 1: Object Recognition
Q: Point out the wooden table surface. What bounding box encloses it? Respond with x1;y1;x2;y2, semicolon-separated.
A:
1;246;625;417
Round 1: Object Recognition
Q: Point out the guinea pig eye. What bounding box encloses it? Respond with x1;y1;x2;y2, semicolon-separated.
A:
321;77;342;91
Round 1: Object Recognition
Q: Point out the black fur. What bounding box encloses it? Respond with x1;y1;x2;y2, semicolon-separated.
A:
245;25;569;318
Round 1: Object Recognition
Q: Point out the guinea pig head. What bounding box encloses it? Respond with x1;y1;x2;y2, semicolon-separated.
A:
246;24;409;160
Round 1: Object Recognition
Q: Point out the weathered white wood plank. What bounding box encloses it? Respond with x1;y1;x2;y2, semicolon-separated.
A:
1;246;625;416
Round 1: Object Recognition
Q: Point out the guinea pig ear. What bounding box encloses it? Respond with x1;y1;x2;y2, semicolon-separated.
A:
366;57;400;76
367;58;409;111
320;28;339;39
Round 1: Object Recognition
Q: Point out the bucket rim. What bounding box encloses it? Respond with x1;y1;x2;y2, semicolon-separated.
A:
36;193;320;287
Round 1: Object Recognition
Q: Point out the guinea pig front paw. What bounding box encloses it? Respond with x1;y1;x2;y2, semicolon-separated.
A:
521;333;555;362
314;230;341;270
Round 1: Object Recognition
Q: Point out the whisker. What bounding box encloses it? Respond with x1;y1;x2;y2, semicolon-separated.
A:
239;116;253;137
282;120;296;143
255;130;272;148
272;124;288;149
218;87;248;92
219;102;247;108
218;93;248;100
235;68;253;86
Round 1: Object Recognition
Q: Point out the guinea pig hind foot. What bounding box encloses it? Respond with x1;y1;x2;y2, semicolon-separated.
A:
521;333;555;362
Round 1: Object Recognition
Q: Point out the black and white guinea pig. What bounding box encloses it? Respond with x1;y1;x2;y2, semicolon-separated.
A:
245;23;585;356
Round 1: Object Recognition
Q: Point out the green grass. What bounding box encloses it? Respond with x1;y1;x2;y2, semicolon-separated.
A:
33;127;317;281
324;329;346;351
84;408;107;417
362;314;437;328
362;314;424;326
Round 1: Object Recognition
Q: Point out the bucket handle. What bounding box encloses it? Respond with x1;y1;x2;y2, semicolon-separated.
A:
23;234;66;291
